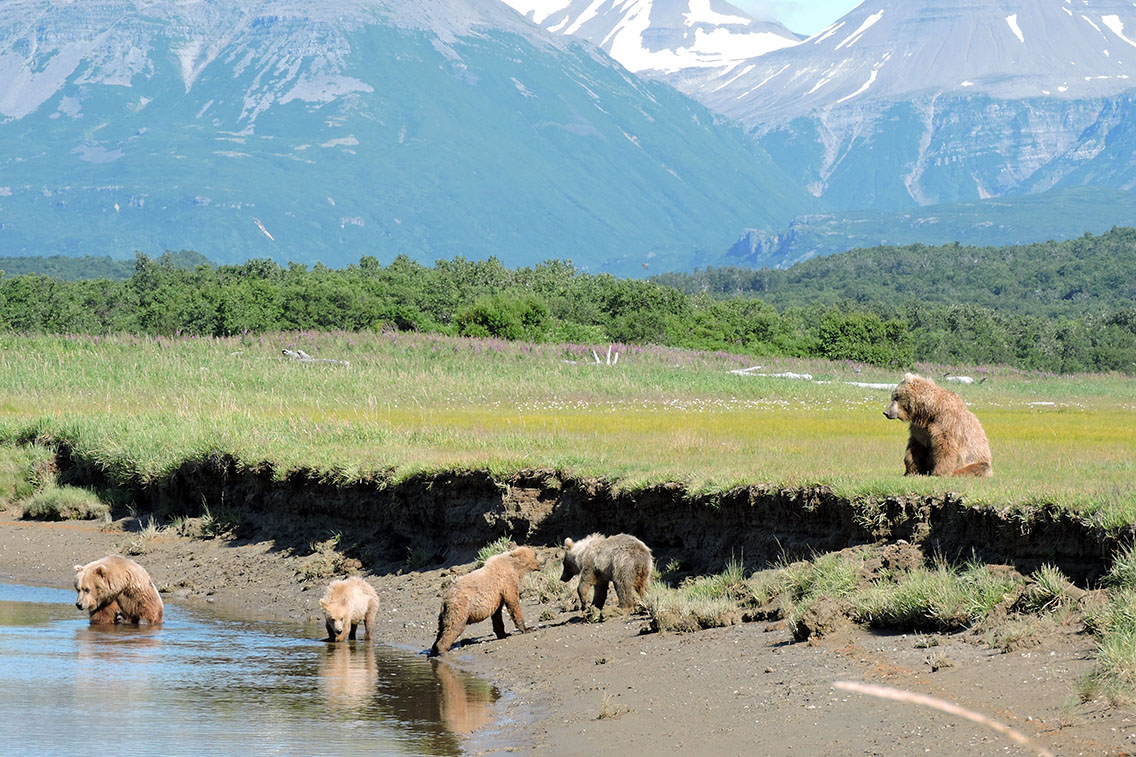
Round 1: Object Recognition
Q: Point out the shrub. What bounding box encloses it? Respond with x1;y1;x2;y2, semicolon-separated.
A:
21;485;109;521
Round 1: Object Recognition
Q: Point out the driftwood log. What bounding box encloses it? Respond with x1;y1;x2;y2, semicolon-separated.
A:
282;349;349;367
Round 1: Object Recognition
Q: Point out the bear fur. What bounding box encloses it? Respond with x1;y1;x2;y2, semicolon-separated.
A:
320;576;379;642
73;555;164;625
561;533;653;612
884;372;993;478
429;546;540;656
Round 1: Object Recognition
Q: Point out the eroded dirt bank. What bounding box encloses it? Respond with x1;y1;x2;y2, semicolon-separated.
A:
57;449;1128;584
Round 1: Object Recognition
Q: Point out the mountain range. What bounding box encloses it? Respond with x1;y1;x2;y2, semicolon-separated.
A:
0;0;811;275
5;0;1136;274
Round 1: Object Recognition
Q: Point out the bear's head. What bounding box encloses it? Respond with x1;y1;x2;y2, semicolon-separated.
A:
320;595;349;640
884;373;936;423
560;538;581;582
507;546;540;577
73;561;112;612
560;535;602;582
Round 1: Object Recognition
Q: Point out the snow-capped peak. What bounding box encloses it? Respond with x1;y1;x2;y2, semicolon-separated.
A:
500;0;801;76
695;0;1136;126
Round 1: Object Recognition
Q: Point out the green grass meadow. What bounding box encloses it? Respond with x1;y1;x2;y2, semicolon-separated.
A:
0;331;1132;525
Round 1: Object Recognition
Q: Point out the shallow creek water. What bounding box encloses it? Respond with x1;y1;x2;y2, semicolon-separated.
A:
0;584;500;755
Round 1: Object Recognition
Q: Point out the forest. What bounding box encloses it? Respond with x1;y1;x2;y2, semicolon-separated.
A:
1;235;1134;374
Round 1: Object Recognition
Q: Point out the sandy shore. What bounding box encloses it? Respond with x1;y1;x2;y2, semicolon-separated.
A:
0;516;1131;756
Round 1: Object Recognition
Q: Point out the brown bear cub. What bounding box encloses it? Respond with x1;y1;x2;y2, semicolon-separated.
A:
430;546;541;656
561;533;653;612
73;555;164;625
320;576;380;642
884;372;993;478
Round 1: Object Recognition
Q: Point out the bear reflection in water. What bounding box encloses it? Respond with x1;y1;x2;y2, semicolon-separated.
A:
317;643;499;736
432;659;499;736
318;642;378;712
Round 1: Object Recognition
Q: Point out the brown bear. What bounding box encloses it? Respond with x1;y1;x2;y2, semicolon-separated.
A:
429;546;540;656
561;533;653;612
320;576;380;642
73;555;164;625
884;372;993;478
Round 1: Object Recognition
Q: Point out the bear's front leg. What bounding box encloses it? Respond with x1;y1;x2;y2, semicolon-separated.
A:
89;600;122;625
502;585;527;633
905;439;931;475
576;569;595;610
348;622;359;641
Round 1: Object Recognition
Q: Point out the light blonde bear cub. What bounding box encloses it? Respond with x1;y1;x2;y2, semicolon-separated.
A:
320;576;379;642
73;555;164;625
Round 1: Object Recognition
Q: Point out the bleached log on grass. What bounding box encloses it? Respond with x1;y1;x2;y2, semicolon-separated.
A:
281;349;350;367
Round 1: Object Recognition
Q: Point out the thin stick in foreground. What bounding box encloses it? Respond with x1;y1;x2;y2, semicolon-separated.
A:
832;680;1055;757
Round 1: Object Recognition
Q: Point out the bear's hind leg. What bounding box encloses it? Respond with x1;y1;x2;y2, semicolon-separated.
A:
364;602;377;640
952;460;992;477
612;578;637;611
592;579;609;610
430;601;466;656
491;604;509;639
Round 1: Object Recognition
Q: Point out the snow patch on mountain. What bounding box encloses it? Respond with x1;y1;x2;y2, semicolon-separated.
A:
1005;13;1024;43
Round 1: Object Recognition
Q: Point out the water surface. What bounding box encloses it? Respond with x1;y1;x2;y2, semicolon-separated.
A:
0;584;499;755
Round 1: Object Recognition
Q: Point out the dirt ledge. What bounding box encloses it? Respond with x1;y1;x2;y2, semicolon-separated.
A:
49;447;1129;584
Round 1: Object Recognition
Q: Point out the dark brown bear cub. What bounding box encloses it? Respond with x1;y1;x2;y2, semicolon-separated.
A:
561;533;653;612
884;373;992;478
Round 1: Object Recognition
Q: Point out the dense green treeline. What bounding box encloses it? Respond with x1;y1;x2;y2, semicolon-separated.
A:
0;250;208;282
1;250;1134;374
653;227;1136;318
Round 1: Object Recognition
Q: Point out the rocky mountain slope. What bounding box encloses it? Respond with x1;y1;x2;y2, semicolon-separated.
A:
521;0;1136;223
0;0;813;274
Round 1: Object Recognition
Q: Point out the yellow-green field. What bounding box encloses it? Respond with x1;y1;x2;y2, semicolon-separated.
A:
0;331;1133;525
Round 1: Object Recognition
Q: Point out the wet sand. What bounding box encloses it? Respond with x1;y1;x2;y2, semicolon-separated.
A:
0;516;1131;756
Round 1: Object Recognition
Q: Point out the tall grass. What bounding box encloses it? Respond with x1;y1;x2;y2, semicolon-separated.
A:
0;332;1132;523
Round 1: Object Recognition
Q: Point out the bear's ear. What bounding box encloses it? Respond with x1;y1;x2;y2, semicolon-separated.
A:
564;538;574;549
903;372;916;381
319;598;330;611
73;565;84;573
94;565;106;577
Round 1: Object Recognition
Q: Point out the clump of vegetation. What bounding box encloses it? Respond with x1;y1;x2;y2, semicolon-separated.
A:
0;444;55;509
523;557;575;608
644;586;742;632
476;536;515;567
20;485;109;521
1081;545;1136;704
643;548;1026;639
852;560;1020;631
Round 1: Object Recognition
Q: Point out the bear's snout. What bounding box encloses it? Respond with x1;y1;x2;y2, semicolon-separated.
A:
75;600;84;610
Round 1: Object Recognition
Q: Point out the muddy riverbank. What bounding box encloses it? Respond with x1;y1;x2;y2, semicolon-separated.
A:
1;512;1133;756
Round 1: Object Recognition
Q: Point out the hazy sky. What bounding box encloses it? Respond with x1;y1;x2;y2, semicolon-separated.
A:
733;0;864;35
